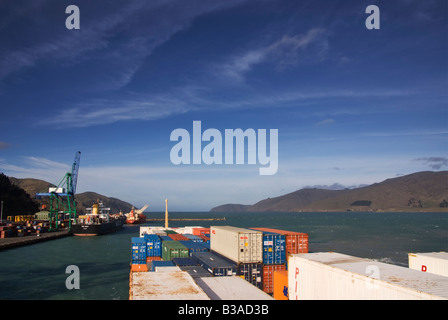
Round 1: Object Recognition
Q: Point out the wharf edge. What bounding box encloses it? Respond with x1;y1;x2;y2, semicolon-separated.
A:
0;230;71;251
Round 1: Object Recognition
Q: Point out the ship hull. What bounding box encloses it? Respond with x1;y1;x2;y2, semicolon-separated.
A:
72;217;126;236
126;214;146;225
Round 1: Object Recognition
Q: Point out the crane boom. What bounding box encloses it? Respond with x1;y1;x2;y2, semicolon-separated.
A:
70;151;81;195
135;204;149;214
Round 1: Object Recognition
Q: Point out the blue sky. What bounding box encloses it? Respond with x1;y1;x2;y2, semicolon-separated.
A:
0;0;447;211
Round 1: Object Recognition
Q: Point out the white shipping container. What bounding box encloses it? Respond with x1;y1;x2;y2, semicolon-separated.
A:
210;226;263;263
139;226;166;236
130;271;210;300
194;276;274;300
288;252;448;300
408;252;448;277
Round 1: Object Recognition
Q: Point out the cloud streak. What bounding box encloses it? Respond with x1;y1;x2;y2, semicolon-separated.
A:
219;28;328;81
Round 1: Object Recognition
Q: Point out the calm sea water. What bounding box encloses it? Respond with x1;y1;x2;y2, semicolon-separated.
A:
0;211;446;300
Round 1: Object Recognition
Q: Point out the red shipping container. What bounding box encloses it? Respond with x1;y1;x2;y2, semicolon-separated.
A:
192;227;210;236
168;234;190;241
252;227;309;255
263;264;287;294
146;256;162;262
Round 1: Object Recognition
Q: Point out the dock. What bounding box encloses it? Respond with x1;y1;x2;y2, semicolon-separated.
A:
0;230;72;251
146;218;226;222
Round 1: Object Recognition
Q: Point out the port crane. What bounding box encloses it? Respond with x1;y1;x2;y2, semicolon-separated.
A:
36;151;81;231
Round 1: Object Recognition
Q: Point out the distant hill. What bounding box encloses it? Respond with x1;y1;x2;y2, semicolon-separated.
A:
0;173;39;216
210;171;448;212
9;176;134;215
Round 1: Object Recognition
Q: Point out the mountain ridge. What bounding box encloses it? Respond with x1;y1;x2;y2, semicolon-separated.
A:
210;171;448;212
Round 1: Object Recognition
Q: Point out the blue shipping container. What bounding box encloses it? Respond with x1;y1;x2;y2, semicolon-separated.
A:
131;237;147;262
191;252;236;277
183;234;203;242
251;230;286;264
159;235;173;242
144;234;162;257
150;260;175;272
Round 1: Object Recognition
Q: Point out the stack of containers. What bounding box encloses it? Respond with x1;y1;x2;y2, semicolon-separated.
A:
144;234;162;262
252;227;309;257
131;237;148;272
210;226;264;289
252;227;308;295
250;229;287;294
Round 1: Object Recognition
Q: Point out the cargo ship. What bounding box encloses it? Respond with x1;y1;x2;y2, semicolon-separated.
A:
125;205;148;224
129;225;448;300
72;201;126;236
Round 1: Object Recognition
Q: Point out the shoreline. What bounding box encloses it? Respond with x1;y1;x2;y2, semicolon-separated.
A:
0;230;72;251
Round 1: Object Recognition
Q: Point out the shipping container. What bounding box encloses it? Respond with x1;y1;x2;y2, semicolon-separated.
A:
408;252;448;277
176;226;203;234
198;234;210;243
237;262;263;290
210;226;263;264
131;237;146;262
159;235;172;242
289;252;448;300
130;271;210;300
251;229;286;264
168;234;190;241
155;266;182;273
143;234;162;257
183;234;203;242
164;229;178;234
162;241;189;261
193;227;210;235
150;260;175;271
131;264;148;272
179;240;209;255
146;256;162;263
172;257;199;266
273;270;288;300
252;227;308;257
180;265;214;278
194;276;274;300
191;252;237;277
263;264;287;294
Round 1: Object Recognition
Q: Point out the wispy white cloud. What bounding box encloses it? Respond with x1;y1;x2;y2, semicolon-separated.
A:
218;28;328;81
315;118;335;126
37;93;193;128
0;0;249;89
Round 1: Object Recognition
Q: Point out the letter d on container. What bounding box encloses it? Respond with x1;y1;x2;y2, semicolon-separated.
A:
65;265;80;290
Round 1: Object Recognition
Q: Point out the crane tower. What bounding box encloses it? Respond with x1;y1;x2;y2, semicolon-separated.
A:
36;151;81;231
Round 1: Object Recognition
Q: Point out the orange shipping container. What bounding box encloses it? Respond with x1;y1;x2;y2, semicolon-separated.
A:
263;264;286;294
252;227;308;255
131;264;148;272
168;234;190;241
273;270;288;300
192;227;210;236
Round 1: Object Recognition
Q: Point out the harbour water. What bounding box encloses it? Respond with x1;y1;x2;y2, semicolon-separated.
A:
0;211;446;300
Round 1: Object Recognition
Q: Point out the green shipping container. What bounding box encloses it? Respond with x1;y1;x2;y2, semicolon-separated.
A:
162;241;189;261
